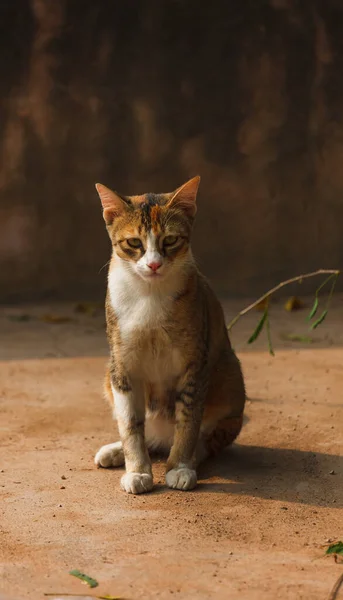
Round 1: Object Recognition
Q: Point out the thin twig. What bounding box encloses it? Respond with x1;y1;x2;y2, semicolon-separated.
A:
44;595;121;599
327;572;343;600
227;269;340;331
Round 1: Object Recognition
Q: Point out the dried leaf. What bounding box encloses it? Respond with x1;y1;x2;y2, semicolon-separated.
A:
254;297;270;311
41;314;73;324
284;296;305;312
69;570;98;588
248;309;268;344
311;309;328;330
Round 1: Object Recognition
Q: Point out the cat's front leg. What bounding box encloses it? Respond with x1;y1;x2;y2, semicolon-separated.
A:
112;377;153;494
165;376;205;491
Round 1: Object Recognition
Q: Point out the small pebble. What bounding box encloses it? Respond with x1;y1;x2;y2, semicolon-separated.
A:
329;470;335;475
60;485;66;489
61;475;66;480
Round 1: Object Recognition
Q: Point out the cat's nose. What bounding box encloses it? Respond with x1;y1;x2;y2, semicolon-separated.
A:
147;261;162;272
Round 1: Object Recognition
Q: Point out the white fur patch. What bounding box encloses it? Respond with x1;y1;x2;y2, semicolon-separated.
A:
145;415;175;451
111;384;134;422
108;260;172;338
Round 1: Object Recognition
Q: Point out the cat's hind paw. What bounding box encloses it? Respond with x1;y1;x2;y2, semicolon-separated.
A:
165;467;197;491
94;442;125;468
120;472;153;494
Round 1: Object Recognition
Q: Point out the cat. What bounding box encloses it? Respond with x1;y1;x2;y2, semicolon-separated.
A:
94;176;246;494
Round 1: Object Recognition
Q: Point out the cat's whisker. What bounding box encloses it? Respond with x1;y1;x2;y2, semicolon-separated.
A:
98;260;111;274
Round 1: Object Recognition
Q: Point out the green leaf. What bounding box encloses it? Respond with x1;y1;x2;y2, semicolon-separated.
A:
325;541;343;556
307;296;319;321
310;309;328;330
248;310;268;344
69;569;98;588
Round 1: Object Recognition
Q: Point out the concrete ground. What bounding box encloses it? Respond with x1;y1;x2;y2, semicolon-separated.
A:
0;296;342;600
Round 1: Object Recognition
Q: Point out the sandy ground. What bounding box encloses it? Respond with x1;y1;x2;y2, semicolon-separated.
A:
0;297;342;600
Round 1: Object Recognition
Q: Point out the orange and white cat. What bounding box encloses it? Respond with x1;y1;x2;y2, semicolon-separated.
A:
95;176;245;494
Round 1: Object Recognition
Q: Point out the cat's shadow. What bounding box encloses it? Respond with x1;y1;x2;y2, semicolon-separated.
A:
151;443;342;508
195;443;343;508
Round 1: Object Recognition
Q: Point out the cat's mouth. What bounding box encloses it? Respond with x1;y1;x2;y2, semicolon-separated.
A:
144;271;162;279
137;269;164;282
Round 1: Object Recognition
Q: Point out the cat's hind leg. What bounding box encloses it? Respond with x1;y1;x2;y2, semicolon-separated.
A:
196;414;244;466
196;349;245;466
94;441;125;468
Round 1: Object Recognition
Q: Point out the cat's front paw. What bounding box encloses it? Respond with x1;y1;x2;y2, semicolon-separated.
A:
94;442;125;468
165;467;197;491
121;472;153;494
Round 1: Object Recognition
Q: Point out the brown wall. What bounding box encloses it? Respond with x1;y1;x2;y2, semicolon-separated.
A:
1;0;342;302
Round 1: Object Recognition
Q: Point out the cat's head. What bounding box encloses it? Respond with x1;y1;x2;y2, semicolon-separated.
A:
95;176;200;283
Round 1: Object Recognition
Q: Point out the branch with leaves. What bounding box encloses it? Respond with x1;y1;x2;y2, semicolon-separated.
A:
227;269;340;355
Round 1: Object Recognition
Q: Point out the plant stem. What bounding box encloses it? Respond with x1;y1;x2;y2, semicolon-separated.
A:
327;572;343;600
227;269;340;331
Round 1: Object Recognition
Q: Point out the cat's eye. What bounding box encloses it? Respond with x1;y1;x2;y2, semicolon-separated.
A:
164;235;179;246
127;238;142;248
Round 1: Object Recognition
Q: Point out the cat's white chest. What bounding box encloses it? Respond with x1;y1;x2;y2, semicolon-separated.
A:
108;267;183;386
109;269;169;337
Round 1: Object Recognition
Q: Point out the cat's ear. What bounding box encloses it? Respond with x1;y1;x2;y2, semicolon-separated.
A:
168;176;200;218
95;183;130;225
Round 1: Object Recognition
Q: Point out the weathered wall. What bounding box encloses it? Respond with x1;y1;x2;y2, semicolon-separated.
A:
1;0;342;302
